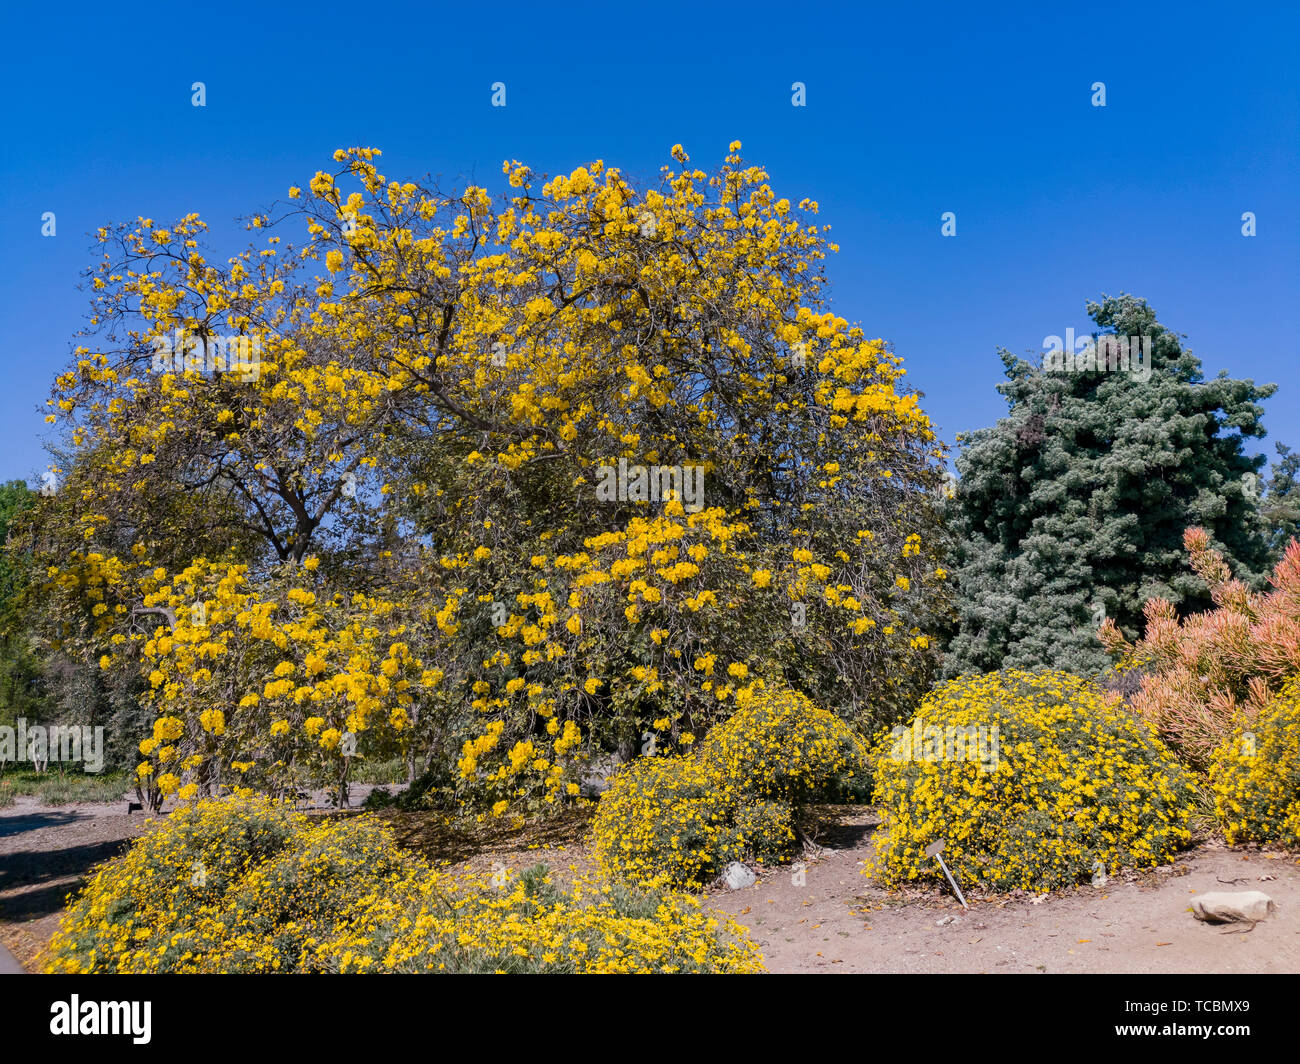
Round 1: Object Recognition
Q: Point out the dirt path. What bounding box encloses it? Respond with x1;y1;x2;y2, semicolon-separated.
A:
0;801;158;969
3;799;1297;973
707;814;1300;973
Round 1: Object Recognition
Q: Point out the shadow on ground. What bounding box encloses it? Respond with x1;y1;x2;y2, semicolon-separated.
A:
0;810;100;840
0;838;137;898
804;805;880;851
380;806;594;866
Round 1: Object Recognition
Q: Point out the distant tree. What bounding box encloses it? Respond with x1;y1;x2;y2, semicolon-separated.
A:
1260;442;1300;566
0;481;35;618
0;479;145;773
945;294;1274;675
0;481;48;733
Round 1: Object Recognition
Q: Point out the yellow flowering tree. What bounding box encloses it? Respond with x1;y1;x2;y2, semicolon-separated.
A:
28;142;951;815
131;558;450;808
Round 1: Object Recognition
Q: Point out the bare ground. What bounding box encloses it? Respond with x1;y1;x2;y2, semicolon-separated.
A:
0;800;158;969
2;799;1296;973
708;809;1300;973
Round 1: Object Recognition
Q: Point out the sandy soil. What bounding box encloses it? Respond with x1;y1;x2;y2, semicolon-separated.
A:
2;799;1296;973
709;821;1300;973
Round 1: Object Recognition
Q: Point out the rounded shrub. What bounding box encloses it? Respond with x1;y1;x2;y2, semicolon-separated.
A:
698;683;871;802
46;794;761;974
1209;681;1300;847
593;684;866;889
45;794;405;973
44;793;300;973
868;669;1195;892
591;755;743;891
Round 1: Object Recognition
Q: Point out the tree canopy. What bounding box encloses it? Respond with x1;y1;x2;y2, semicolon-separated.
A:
20;143;951;810
945;294;1275;676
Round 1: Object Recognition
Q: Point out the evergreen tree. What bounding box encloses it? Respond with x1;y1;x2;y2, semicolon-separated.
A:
945;294;1274;675
1260;442;1300;566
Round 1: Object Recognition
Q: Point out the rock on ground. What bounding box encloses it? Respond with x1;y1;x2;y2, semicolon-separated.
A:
1191;891;1276;925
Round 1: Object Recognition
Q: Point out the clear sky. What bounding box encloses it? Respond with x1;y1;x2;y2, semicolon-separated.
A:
1;0;1296;485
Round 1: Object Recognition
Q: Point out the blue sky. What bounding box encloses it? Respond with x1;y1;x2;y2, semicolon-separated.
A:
1;0;1296;485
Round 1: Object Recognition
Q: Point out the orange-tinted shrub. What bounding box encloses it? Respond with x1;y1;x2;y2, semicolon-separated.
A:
1100;527;1300;768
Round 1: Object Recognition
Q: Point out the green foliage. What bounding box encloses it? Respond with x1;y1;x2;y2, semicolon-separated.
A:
1261;442;1300;568
0;479;149;773
0;481;35;614
0;481;46;730
945;295;1275;675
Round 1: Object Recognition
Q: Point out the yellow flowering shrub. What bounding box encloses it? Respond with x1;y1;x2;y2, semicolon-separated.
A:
327;865;763;974
867;670;1195;892
1208;679;1300;846
733;801;799;865
46;794;294;971
698;682;870;801
591;755;747;890
593;684;865;889
46;795;761;974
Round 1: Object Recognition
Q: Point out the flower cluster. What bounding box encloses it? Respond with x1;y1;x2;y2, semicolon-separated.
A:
1208;679;1300;846
45;795;762;974
128;559;445;807
454;716;586;818
867;670;1195;892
